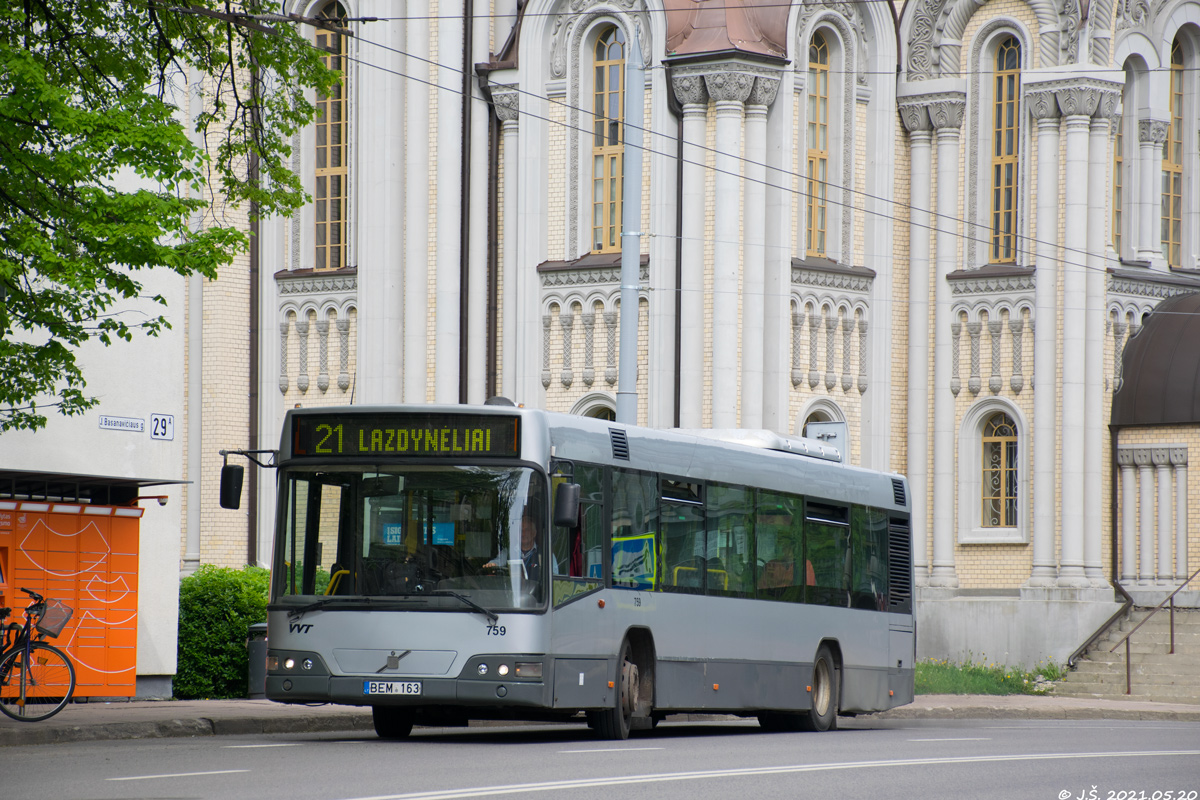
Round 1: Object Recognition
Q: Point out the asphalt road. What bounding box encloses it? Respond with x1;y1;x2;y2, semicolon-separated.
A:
13;717;1200;800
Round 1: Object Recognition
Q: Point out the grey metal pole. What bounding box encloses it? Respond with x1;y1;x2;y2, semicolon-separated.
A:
616;29;643;425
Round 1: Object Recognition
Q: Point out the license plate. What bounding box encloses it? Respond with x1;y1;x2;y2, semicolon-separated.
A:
364;680;422;696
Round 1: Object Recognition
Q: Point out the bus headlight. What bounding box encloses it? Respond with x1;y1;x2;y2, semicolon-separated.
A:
284;658;296;670
514;662;542;679
497;664;509;677
477;664;488;676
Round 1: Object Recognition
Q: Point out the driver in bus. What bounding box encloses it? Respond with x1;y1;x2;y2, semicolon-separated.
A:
484;509;551;580
758;537;816;590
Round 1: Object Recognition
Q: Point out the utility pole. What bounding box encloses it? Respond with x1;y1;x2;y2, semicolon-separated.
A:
616;29;643;425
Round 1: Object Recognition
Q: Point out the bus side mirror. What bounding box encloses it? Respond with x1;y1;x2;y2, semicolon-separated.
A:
220;464;245;509
553;482;581;528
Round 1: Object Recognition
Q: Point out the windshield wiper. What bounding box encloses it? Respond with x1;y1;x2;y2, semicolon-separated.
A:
426;590;499;623
287;596;365;619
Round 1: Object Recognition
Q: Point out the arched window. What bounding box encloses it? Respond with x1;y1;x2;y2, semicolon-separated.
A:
1162;38;1184;268
990;37;1020;264
806;32;830;257
315;2;348;271
981;412;1018;527
591;27;625;254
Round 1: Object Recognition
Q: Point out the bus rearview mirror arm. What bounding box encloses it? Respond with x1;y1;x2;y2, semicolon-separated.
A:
218;449;279;510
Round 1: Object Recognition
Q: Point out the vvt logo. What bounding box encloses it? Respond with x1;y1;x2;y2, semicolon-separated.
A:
289;622;314;634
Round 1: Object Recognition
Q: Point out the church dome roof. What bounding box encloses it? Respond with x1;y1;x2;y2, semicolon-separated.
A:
1112;291;1200;427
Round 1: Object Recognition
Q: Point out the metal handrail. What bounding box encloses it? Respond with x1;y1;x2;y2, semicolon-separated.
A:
1108;565;1200;695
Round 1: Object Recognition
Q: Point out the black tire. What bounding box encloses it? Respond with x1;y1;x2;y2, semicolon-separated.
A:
372;706;415;739
0;642;76;722
800;644;839;732
592;640;636;740
757;711;804;732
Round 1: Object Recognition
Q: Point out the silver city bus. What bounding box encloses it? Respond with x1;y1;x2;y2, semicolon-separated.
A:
235;403;913;740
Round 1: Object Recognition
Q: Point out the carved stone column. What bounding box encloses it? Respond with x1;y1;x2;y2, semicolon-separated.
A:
336;318;350;391
560;310;574;388
705;69;754;428
492;85;520;399
279;319;290;394
605;311;618;385
541;314;551;389
1136;119;1169;263
1136;447;1154;583
967;321;982;395
930;93;965;588
899;96;935;585
791;310;804;388
988;319;1003;394
1172;448;1189;580
581;312;595;387
316;319;330;393
296;316;310;394
1025;84;1061;587
1009;316;1024;393
1154;448;1172;584
1118;448;1137;582
741;73;780;428
671;71;709;427
824;309;837;391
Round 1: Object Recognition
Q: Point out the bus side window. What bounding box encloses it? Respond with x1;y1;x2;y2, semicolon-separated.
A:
611;469;658;590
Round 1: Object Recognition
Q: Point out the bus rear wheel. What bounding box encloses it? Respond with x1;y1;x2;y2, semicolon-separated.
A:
591;640;636;740
800;644;839;732
373;706;415;739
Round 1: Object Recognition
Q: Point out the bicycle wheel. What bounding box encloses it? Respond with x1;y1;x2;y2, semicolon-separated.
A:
0;642;76;721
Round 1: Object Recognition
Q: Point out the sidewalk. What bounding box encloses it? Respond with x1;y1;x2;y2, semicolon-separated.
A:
2;694;1198;747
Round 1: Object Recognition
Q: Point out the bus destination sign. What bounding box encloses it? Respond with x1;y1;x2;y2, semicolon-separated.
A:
293;413;521;458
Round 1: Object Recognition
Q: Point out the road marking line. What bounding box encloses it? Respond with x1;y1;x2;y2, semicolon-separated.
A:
108;769;251;782
908;737;992;742
224;743;306;748
337;750;1200;800
558;747;665;753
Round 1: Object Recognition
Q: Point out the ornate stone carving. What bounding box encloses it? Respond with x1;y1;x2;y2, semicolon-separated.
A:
950;320;962;395
1112;319;1127;393
605;312;618;385
316;319;330;393
1115;0;1151;33
704;71;755;104
989;320;1003;394
1170;447;1188;467
279;320;290;394
296;317;310;394
1055;84;1102;118
560;311;574;388
841;315;854;392
1025;88;1061;120
792;311;805;387
967;321;982;395
542;315;552;389
1009;317;1024;393
857;318;868;393
337;318;350;391
824;311;837;390
795;1;868;84
1139;118;1169;144
748;75;781;108
491;85;519;122
670;74;708;107
928;97;965;130
1116;447;1135;467
898;100;933;133
808;313;820;389
582;312;595;387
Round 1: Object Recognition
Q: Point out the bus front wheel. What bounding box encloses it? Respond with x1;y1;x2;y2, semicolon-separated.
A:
590;640;637;740
373;706;415;739
800;644;839;732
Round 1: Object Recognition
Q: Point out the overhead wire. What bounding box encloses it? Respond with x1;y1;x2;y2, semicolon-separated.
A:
184;4;1194;315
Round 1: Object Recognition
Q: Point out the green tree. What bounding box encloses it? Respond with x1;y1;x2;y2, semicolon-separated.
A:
0;1;338;431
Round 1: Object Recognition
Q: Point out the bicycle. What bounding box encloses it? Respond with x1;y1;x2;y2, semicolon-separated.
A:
0;588;76;722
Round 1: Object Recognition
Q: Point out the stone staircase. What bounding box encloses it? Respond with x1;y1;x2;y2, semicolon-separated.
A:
1056;608;1200;704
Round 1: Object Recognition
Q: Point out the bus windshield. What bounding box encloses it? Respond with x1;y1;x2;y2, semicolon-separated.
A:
273;465;548;612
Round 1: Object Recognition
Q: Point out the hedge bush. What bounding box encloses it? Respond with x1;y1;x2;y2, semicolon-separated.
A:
175;565;270;699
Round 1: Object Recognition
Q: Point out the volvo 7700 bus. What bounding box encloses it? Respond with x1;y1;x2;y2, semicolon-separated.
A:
234;403;913;739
